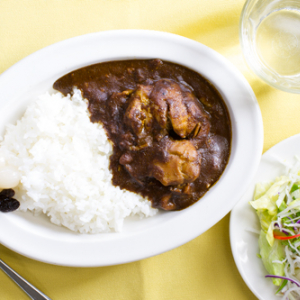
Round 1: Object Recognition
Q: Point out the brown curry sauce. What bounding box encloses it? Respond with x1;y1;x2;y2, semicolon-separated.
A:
53;59;231;210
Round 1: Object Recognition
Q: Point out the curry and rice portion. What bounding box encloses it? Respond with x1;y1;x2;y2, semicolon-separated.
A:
0;59;231;233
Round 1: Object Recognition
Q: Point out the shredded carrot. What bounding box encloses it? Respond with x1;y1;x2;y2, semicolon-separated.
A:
274;232;300;240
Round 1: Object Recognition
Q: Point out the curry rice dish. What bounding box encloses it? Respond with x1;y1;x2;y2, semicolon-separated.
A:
54;59;231;211
0;59;231;233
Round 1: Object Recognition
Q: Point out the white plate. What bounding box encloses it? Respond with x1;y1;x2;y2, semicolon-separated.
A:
230;134;300;300
0;30;263;267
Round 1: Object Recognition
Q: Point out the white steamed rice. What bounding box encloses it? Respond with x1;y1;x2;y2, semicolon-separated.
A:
0;89;157;233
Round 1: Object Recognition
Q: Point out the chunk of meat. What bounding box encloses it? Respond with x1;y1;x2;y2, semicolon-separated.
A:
124;85;153;137
151;139;200;186
150;79;206;139
121;79;209;190
122;80;206;187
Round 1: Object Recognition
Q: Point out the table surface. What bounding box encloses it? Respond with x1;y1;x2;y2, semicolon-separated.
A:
1;0;300;299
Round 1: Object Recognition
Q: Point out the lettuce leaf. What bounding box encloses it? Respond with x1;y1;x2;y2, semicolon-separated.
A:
250;176;290;216
258;230;285;286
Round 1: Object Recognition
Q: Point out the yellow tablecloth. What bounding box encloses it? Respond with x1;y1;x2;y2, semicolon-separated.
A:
1;1;300;299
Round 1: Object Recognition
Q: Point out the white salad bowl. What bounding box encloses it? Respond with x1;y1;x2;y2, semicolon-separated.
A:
0;30;263;266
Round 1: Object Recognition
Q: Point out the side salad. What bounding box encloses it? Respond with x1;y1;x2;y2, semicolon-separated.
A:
251;160;300;299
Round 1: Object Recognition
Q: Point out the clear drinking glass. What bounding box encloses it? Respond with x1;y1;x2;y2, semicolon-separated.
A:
240;0;300;93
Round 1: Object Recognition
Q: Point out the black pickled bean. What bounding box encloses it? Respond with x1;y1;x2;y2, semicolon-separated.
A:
0;189;15;199
0;198;20;212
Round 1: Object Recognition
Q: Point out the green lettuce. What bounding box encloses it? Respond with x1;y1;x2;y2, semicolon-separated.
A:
250;176;292;246
258;230;285;286
250;176;290;216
